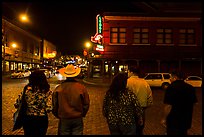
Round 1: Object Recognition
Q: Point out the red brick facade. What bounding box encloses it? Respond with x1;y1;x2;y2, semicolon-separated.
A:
88;13;202;78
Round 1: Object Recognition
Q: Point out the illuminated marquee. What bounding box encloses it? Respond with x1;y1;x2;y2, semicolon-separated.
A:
47;51;57;58
95;44;104;54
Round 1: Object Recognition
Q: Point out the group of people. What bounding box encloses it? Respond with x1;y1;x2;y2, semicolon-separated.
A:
14;64;90;135
14;64;197;135
103;66;197;135
103;66;153;135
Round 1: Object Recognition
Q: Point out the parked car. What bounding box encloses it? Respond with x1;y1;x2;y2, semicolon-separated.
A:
143;73;171;89
56;73;66;81
11;70;31;79
184;76;202;88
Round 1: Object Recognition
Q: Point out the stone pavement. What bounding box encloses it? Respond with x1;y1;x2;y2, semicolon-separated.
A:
83;77;112;86
2;76;202;135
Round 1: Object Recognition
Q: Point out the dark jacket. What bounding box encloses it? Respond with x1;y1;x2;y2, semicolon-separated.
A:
52;80;90;119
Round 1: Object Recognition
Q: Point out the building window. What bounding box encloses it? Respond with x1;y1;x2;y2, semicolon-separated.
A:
35;43;40;55
105;64;108;73
29;42;34;54
133;28;149;44
15;63;18;70
5;61;9;72
10;62;15;71
18;63;22;70
110;27;126;44
156;29;173;44
22;39;27;52
179;29;195;44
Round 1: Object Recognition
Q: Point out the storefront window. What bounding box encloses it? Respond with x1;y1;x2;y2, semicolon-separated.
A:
105;64;108;73
5;61;9;72
15;63;18;70
18;63;22;70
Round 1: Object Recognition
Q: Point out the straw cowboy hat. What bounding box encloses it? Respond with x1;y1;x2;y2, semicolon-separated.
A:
59;64;81;77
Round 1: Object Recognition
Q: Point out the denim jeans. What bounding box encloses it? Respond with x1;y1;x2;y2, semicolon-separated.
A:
108;124;137;135
58;117;83;135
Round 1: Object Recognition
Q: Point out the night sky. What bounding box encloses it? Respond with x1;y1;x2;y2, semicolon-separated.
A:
2;2;142;55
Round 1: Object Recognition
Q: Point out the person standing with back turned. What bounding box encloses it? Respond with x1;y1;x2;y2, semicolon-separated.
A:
103;73;144;135
14;70;53;135
161;71;197;135
126;66;153;135
52;64;90;135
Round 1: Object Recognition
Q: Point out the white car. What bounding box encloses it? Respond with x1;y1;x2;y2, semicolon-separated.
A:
185;76;202;88
11;70;31;79
143;73;171;88
56;73;66;81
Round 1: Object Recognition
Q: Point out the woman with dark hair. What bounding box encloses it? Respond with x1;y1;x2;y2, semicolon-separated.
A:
14;70;52;135
102;73;144;135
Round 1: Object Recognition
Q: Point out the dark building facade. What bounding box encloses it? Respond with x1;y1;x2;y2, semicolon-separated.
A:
88;13;202;78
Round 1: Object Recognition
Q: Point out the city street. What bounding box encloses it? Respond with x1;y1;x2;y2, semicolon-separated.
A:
2;75;202;135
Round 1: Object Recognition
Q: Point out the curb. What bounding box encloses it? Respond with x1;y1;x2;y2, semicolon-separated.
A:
83;78;110;86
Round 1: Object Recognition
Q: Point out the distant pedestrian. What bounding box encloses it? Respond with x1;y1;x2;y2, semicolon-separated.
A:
161;71;197;135
126;66;153;135
14;70;53;136
52;64;90;135
103;73;143;135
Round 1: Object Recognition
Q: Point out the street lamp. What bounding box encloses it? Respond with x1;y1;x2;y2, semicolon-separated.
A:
85;42;91;49
11;43;17;48
85;42;93;57
19;14;29;23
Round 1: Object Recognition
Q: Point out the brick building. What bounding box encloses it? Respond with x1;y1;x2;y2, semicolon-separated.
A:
88;12;202;78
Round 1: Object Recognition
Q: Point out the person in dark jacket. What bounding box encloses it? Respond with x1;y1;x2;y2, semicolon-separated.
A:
161;71;197;135
52;64;90;135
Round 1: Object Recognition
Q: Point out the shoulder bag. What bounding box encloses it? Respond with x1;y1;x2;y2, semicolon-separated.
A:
13;86;27;131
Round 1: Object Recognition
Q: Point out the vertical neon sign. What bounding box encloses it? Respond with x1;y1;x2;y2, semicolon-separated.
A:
96;14;103;34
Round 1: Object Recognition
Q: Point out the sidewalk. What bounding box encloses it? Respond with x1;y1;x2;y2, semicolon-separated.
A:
2;73;11;81
83;77;112;86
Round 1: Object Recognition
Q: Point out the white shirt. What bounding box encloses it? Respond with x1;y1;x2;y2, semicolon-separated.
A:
127;75;153;108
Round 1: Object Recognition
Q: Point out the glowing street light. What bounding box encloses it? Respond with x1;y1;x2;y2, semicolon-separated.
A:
19;14;29;23
85;42;91;49
11;43;17;48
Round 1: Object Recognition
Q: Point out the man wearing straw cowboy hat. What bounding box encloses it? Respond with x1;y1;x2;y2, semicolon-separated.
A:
52;64;90;135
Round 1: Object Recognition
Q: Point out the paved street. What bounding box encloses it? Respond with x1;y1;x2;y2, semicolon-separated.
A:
2;76;202;135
